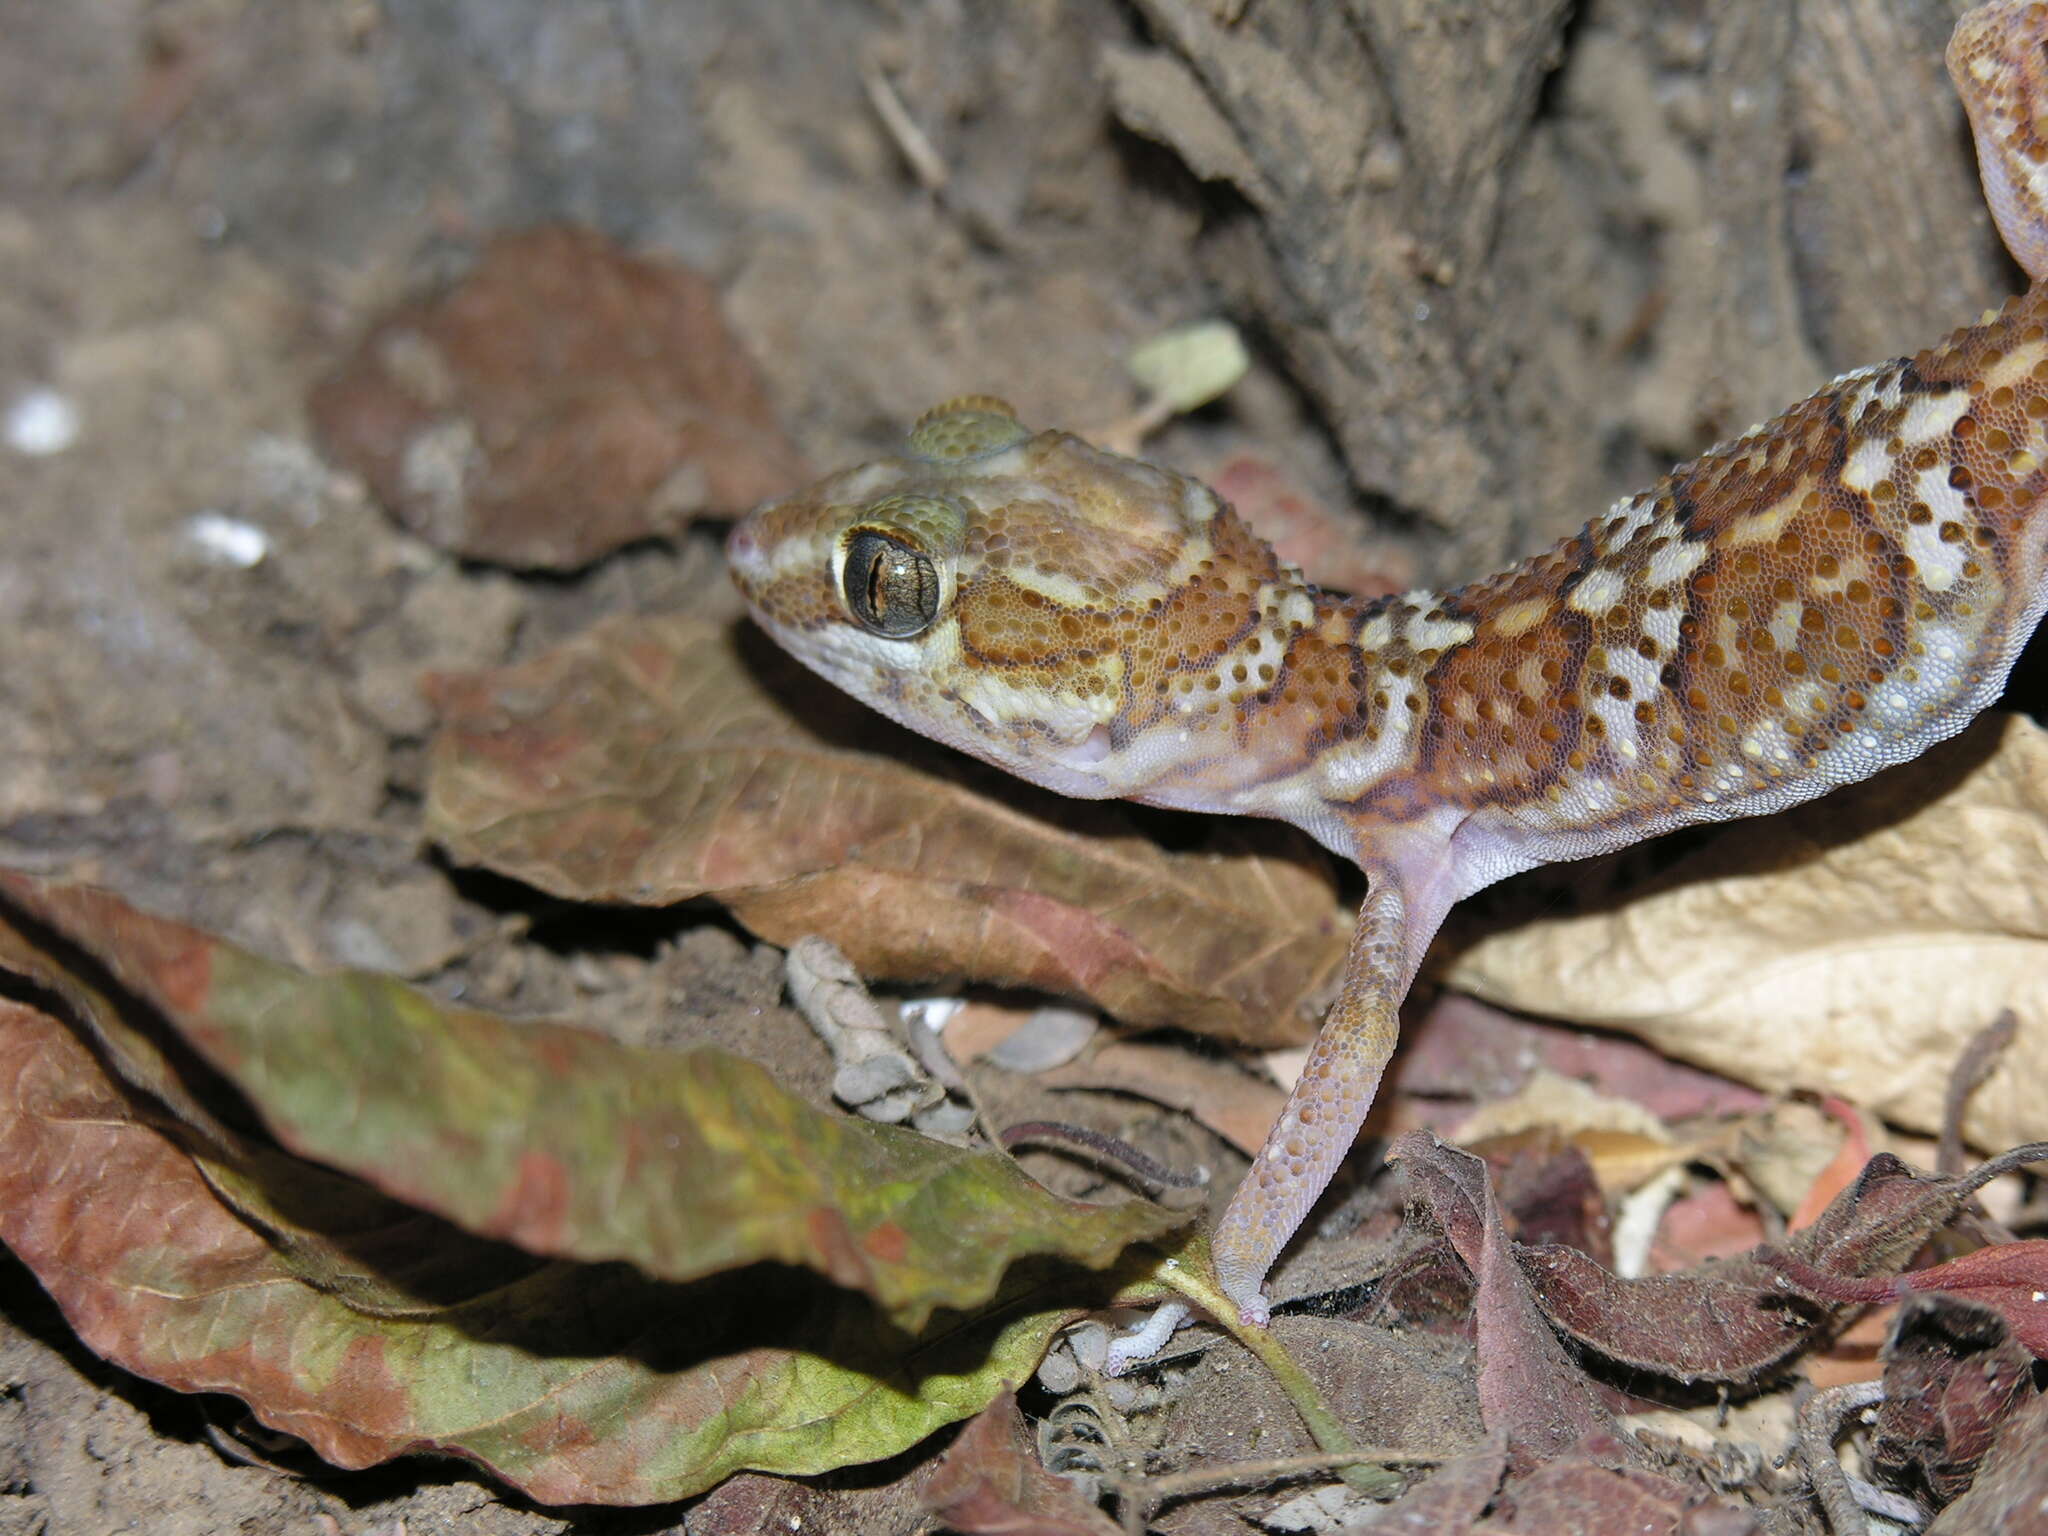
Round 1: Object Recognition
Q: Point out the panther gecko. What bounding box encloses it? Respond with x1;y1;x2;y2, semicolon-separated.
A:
728;0;2048;1356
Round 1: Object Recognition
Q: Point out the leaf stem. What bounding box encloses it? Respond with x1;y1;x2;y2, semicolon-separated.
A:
1130;1239;1405;1498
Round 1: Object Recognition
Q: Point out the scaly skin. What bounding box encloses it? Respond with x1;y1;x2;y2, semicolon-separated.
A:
729;1;2048;1339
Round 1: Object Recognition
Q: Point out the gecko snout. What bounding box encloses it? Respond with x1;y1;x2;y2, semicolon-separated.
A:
724;520;762;571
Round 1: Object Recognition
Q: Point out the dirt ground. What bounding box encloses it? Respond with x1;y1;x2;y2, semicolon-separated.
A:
0;1;2035;1532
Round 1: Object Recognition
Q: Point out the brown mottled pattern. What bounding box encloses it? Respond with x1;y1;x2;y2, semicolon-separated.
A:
730;1;2048;1346
1391;286;2048;853
1954;1;2048;283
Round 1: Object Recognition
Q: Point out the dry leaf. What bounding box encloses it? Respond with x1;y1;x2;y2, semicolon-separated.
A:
1448;712;2048;1149
0;872;1191;1503
1928;1387;2048;1533
426;615;1347;1047
1390;1133;1625;1475
1394;994;1768;1124
1041;1038;1286;1157
0;871;1178;1332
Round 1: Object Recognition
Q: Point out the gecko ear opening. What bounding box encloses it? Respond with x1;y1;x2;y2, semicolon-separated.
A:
842;529;941;637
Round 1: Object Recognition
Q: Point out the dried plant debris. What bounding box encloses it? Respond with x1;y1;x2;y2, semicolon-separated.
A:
0;872;1183;1503
424;614;1348;1047
922;1389;1122;1536
784;933;977;1138
1868;1294;2034;1509
6;806;2043;1521
309;225;803;569
1926;1386;2048;1534
1376;1132;2048;1528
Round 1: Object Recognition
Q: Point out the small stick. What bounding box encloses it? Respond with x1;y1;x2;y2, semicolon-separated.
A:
1939;1010;2017;1175
1798;1380;1886;1536
1112;1446;1450;1535
860;59;947;192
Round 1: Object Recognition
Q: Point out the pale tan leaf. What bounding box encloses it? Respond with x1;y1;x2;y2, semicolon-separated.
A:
1447;712;2048;1149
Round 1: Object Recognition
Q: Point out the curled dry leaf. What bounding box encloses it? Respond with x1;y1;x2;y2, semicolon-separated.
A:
1042;1037;1285;1157
0;994;1088;1505
1870;1294;2034;1507
1397;1135;2011;1393
1448;712;2048;1150
1922;1375;2048;1533
308;224;803;569
1769;1240;2048;1360
425;615;1348;1047
1389;1132;1621;1476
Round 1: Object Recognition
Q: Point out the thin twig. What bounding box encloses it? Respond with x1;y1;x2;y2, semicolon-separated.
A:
1112;1446;1448;1534
1940;1010;2017;1175
860;58;947;192
1798;1379;1886;1536
1002;1120;1209;1190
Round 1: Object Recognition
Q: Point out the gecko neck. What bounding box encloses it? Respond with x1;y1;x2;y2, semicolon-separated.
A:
1120;575;1451;855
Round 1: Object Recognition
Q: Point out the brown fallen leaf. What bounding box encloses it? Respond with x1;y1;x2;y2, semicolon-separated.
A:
1495;1457;1750;1536
1448;711;2048;1150
309;224;803;568
1646;1181;1766;1274
1787;1096;1876;1231
1870;1294;2034;1510
1393;994;1769;1125
1519;1150;2022;1386
1473;1131;1615;1266
1922;1365;2048;1532
425;615;1348;1047
1342;1432;1505;1534
1389;1132;1624;1477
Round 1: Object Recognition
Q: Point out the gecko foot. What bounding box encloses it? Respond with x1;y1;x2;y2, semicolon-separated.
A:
1101;1301;1191;1375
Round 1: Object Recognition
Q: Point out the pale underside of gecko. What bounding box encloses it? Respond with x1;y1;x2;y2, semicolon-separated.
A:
729;1;2048;1354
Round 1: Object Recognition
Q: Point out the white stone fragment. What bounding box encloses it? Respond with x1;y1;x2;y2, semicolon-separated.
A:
5;387;79;456
185;512;270;568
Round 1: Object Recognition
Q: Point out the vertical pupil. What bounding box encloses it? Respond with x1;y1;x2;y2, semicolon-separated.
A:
870;553;891;614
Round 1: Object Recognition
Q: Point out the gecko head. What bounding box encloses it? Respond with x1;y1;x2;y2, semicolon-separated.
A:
729;396;1277;799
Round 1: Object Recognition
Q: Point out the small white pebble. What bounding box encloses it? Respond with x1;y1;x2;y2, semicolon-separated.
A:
185;511;270;568
5;388;80;456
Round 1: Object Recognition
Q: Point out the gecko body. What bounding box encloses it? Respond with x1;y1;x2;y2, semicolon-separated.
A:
730;2;2048;1340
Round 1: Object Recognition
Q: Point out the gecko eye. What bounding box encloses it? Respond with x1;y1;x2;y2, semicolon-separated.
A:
843;529;941;637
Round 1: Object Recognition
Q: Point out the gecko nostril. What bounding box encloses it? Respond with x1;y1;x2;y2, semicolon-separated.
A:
726;523;761;569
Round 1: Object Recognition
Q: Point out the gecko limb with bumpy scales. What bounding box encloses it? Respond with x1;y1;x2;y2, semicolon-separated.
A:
729;0;2048;1350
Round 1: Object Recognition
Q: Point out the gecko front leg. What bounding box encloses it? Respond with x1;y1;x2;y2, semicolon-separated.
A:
1211;859;1424;1322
